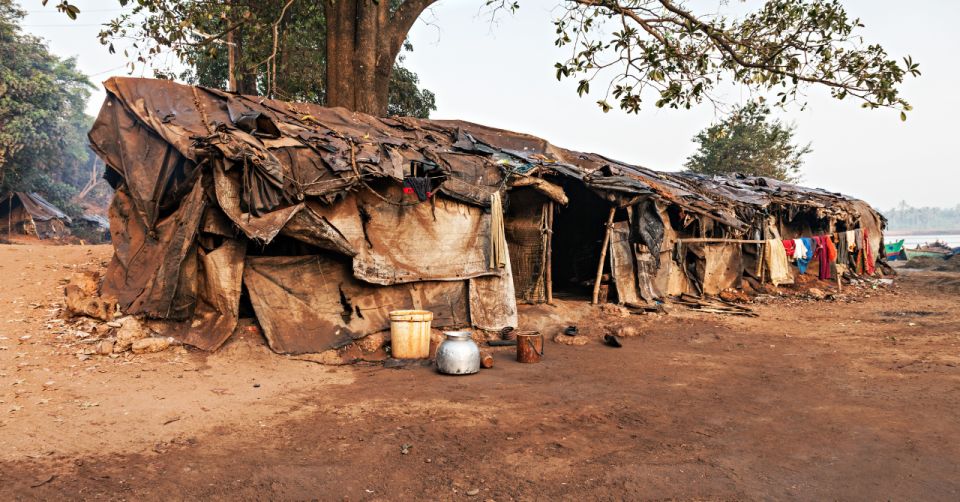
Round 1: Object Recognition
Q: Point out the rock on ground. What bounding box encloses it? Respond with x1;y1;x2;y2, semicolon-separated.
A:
64;271;117;322
131;337;172;354
114;316;148;352
357;332;388;353
554;333;590;346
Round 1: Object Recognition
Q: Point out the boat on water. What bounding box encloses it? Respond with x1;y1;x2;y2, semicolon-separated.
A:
904;240;955;259
885;239;907;261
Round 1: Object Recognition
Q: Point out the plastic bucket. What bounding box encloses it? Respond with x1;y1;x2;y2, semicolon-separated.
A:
389;310;433;359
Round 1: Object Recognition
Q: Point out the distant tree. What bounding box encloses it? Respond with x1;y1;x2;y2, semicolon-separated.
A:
684;101;810;182
0;0;95;215
55;0;918;117
884;202;960;231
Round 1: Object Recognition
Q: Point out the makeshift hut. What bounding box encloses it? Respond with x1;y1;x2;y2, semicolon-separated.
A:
88;77;887;355
73;213;111;243
0;192;72;239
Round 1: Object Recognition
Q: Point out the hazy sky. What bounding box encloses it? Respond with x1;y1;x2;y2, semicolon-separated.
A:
21;0;960;210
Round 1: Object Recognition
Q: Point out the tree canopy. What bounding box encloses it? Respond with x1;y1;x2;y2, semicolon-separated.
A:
552;0;919;117
684;101;810;182
103;0;436;118
1;0;100;215
53;0;917;118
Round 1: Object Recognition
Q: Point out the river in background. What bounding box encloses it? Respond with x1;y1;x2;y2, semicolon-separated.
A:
884;233;960;249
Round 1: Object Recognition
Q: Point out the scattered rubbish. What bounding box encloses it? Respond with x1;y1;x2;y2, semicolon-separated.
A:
400;443;412;455
603;334;623;348
480;351;495;369
30;474;56;488
383;358;431;369
673;294;758;317
466;488;480;496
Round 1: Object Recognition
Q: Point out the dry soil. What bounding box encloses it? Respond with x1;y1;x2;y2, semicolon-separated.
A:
0;244;958;501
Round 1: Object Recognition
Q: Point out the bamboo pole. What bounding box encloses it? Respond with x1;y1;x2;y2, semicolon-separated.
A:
545;201;553;304
678;237;767;244
592;207;616;305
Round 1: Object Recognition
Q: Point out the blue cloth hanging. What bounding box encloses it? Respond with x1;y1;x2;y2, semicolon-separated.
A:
796;237;816;273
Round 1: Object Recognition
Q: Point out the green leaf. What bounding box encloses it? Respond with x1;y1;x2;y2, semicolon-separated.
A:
900;111;907;122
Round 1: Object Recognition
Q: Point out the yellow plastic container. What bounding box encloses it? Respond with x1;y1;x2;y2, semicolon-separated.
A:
389;310;433;359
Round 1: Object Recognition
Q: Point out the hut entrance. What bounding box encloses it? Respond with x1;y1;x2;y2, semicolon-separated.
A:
505;188;551;303
549;181;610;300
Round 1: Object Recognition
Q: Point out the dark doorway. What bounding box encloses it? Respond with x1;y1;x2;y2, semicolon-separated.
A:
549;179;611;299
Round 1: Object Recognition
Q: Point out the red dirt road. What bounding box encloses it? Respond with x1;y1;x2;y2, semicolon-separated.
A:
1;244;959;500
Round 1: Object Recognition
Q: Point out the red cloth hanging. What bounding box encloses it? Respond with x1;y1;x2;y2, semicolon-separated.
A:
782;239;796;258
815;235;832;280
863;228;875;275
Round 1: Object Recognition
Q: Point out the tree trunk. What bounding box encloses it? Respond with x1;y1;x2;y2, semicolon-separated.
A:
235;24;258;95
322;0;437;116
226;0;236;92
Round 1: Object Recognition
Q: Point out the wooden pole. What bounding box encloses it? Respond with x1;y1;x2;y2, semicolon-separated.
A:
678;237;768;244
545;201;553;304
592;207;616;305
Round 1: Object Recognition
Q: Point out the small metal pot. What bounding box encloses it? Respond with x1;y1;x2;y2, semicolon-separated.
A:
435;331;480;375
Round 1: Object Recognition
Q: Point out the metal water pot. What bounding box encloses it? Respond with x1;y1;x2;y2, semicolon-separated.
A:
435;331;480;375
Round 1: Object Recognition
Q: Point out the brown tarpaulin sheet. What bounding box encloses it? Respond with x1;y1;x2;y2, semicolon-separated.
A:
243;255;469;354
609;221;642;305
87;77;889;354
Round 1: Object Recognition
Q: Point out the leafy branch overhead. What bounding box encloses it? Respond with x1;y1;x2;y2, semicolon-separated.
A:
55;0;918;119
551;0;919;116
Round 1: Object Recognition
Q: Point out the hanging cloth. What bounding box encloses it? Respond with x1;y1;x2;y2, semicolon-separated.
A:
816;235;833;280
488;191;508;269
764;239;794;286
792;239;807;261
782;239;796;259
846;230;857;252
402;177;432;202
863;227;875;275
836;232;849;266
796;237;815;274
826;235;838;262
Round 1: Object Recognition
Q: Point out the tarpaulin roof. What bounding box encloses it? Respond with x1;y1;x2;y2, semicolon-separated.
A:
0;192;71;223
87;77;885;354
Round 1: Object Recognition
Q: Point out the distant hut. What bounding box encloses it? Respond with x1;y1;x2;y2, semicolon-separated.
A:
0;192;72;240
73;213;111;243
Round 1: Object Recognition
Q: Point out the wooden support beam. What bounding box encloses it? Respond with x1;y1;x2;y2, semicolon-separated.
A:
545;201;553;304
592;207;616;305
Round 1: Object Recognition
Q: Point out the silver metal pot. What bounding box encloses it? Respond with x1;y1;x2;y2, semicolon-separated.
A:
435;331;480;375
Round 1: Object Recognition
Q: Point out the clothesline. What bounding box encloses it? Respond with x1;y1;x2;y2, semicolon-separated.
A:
677;228;866;245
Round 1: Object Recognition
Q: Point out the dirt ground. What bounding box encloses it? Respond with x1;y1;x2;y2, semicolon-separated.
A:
1;244;959;501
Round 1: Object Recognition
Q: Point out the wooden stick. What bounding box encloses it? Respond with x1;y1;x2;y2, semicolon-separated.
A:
592;207;616;305
545;201;553;304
